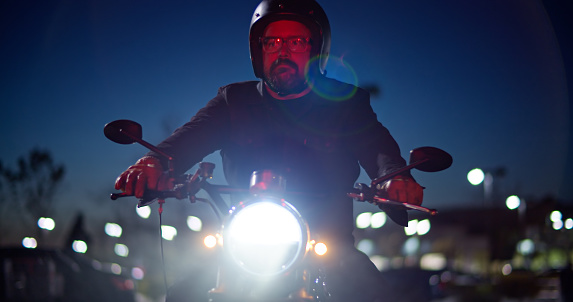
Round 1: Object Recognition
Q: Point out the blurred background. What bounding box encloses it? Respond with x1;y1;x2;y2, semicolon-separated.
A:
1;0;572;301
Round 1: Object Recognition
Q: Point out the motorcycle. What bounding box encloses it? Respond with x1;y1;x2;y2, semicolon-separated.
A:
104;119;452;301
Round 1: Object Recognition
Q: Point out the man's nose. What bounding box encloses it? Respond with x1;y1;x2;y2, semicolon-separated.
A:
278;41;290;57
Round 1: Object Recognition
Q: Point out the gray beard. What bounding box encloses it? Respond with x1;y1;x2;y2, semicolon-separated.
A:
264;59;308;96
264;76;307;96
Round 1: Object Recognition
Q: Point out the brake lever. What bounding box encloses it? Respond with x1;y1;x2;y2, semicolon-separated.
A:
372;196;437;215
347;185;438;215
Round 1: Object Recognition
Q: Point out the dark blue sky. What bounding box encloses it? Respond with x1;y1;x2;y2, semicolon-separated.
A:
1;0;571;225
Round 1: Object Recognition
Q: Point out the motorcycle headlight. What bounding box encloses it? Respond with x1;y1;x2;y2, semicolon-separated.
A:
223;198;309;277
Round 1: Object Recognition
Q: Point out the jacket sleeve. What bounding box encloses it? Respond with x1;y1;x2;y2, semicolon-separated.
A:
346;88;409;180
147;87;231;175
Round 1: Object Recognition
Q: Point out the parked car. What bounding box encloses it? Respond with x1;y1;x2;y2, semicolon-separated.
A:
0;247;135;302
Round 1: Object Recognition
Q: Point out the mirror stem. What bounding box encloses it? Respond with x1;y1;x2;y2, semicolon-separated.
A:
119;129;176;177
370;158;429;187
119;129;173;161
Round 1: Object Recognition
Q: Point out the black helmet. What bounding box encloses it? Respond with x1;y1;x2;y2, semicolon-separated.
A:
249;0;331;78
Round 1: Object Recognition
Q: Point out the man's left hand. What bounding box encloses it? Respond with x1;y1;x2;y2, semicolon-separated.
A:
377;176;424;206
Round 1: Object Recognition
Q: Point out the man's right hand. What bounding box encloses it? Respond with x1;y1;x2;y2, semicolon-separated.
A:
115;156;164;198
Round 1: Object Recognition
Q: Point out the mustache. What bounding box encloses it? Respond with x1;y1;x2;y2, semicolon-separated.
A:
270;59;299;73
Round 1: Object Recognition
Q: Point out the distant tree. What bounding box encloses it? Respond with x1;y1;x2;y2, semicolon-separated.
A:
361;83;382;100
0;148;65;232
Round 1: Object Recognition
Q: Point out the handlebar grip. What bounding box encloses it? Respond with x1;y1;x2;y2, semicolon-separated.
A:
109;190;179;206
110;192;131;200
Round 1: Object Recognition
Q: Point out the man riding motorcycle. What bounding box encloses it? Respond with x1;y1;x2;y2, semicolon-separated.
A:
115;0;424;300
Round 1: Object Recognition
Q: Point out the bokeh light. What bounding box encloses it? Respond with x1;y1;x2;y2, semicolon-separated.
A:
369;255;389;271
553;220;564;230
517;239;534;255
467;168;485;185
550;210;562;222
114;243;129;257
22;237;37;249
505;195;521;210
502;263;513;275
314;242;328;256
420;253;446;270
131;267;145;280
187;216;202;232
161;225;177;241
565;218;573;230
111;263;122;275
370;212;387;229
204;235;217;248
136;205;151;219
402;237;420;255
37;217;55;230
72;240;88;253
357;239;376;256
356;212;372;229
404;219;418;236
417;219;431;236
105;223;122;238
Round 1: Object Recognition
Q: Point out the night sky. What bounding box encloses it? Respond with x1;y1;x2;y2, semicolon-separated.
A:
1;0;572;233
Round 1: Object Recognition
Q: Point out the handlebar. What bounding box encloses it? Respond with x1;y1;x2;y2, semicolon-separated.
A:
111;175;437;219
348;183;437;215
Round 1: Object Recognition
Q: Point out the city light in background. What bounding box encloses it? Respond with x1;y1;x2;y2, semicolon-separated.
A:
566;218;573;230
550;210;567;230
10;196;573;302
111;263;122;275
22;237;37;249
467;168;485;186
371;212;387;228
420;253;447;271
505;195;521;210
114;243;129;257
37;217;55;231
356;212;387;229
517;239;535;256
404;219;431;236
72;240;88;253
136;205;151;219
105;223;122;238
402;237;420;256
4;146;573;302
187;216;202;232
131;267;145;280
161;225;177;241
357;239;375;256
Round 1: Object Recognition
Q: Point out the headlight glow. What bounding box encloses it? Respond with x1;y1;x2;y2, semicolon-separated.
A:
224;199;308;277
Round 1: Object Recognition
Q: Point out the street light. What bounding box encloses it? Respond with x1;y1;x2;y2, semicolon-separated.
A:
467;167;500;206
38;217;55;231
136;205;151;219
105;223;123;238
505;195;521;210
187;216;202;231
22;237;37;248
467;168;485;185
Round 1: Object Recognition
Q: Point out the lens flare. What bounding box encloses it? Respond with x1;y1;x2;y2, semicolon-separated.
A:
307;55;358;102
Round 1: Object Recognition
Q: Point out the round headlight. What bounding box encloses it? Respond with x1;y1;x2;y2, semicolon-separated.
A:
224;198;309;277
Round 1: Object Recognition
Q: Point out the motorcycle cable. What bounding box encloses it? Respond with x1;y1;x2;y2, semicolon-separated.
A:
157;199;169;296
